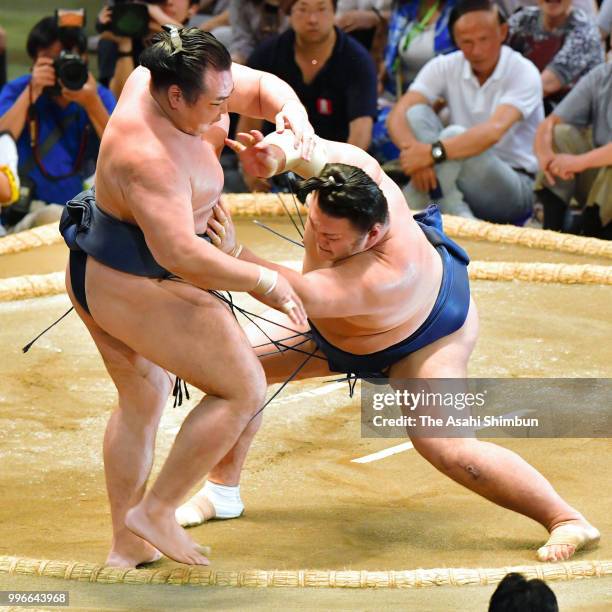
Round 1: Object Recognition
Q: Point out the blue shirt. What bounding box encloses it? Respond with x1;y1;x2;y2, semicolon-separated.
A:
0;75;116;204
248;27;377;143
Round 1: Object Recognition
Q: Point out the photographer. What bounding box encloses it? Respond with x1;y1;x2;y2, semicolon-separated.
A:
97;1;199;98
0;16;115;231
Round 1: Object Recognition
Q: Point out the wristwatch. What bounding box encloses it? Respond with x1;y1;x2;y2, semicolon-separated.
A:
431;141;447;164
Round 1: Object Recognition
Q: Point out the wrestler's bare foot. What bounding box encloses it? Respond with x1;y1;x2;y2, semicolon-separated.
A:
125;494;210;565
106;529;163;568
537;519;600;562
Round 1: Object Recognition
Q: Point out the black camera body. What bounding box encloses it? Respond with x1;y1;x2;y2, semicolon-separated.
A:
96;1;157;39
42;9;88;96
44;51;89;97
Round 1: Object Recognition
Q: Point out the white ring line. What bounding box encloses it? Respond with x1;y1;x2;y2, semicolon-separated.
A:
351;409;536;464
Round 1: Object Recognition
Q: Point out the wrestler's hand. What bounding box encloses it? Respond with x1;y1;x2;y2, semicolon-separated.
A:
274;99;315;161
206;202;237;255
225;130;283;178
254;274;307;327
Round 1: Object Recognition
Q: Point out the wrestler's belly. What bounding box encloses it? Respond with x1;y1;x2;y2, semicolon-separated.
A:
311;283;441;355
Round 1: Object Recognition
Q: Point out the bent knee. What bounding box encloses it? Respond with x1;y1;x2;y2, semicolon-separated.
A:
405;104;437;127
440;124;466;139
224;363;268;417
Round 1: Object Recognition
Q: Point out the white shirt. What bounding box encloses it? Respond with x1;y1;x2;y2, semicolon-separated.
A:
409;46;544;173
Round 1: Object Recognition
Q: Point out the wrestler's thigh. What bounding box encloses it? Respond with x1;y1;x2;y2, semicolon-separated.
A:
389;297;479;380
83;259;264;398
389;299;479;442
65;263;172;403
246;308;335;383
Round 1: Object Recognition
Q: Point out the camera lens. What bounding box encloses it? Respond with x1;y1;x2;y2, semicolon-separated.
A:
55;53;88;90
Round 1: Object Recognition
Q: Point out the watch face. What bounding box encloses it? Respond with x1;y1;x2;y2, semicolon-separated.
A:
432;145;443;160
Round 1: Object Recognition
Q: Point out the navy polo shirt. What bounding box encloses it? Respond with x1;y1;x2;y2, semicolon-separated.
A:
0;75;116;204
248;27;377;142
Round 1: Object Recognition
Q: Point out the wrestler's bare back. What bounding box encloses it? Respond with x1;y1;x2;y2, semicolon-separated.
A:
95;67;227;232
300;140;444;354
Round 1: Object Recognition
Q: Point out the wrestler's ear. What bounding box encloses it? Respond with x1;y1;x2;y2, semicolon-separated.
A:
366;223;383;245
167;84;183;110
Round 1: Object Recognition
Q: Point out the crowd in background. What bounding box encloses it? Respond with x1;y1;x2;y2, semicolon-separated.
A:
0;0;610;238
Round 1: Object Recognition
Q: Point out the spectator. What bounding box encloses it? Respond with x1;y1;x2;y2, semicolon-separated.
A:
371;0;457;163
236;0;377;191
508;0;604;113
496;0;597;19
97;0;199;98
598;0;612;45
191;0;232;49
336;0;391;50
534;62;612;239
0;17;115;231
387;0;543;223
489;572;558;611
229;0;289;64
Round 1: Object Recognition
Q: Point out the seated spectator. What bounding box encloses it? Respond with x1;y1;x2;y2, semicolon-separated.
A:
97;0;199;98
534;62;612;239
496;0;597;19
335;0;391;50
489;572;558;611
387;0;543;223
191;0;232;49
229;0;289;64
598;0;612;45
508;0;603;113
0;17;115;231
237;0;377;191
371;0;457;163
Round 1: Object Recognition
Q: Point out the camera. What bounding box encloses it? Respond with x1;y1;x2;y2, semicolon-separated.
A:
43;9;89;96
50;51;89;95
96;1;163;40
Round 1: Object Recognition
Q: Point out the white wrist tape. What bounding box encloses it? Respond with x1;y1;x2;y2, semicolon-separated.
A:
253;266;278;296
264;130;328;178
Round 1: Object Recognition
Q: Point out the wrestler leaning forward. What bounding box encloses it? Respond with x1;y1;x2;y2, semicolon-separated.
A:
59;27;317;567
178;128;600;563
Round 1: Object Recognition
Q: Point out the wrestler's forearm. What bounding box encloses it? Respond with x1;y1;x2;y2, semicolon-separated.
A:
257;72;304;123
230;64;303;120
161;240;265;293
237;246;328;315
